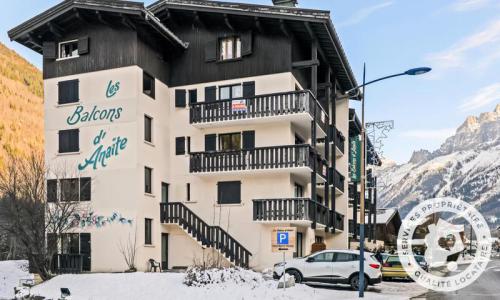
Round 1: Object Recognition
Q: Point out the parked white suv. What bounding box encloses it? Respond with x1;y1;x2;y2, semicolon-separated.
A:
273;250;382;290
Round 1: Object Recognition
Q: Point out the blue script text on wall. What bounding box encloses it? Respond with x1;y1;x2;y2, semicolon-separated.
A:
78;129;127;171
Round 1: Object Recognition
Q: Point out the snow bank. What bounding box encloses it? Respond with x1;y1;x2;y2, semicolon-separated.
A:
0;260;34;299
183;266;264;287
28;271;413;300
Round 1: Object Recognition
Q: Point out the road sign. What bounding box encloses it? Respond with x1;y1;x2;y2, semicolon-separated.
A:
272;227;296;252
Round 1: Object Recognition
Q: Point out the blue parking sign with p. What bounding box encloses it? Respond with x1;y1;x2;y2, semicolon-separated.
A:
277;231;289;245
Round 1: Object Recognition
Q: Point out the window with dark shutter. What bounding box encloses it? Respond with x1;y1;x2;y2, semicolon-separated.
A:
78;37;89;55
43;41;56;59
175;90;186;107
143;71;155;99
145;167;152;194
80;177;91;201
175;137;185;155
58;80;79;104
205;39;217;62
187;137;191;154
205;134;217;152
187;183;191;201
242;81;255;98
242;131;255;150
58;129;79;153
188;89;197;104
144;115;152;143
217;181;241;204
205;86;216;102
241;31;253;56
145;218;152;245
47;179;58;202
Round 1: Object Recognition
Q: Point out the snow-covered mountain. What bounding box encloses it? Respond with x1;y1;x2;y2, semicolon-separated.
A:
376;104;500;228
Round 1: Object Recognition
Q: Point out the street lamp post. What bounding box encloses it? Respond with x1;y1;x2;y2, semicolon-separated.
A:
343;66;431;298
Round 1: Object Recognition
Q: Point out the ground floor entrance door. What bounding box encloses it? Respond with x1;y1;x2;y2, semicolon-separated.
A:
80;233;91;272
161;233;169;271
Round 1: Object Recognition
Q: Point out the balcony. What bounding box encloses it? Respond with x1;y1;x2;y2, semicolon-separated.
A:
252;198;329;226
190;144;327;181
189;90;328;136
327;168;345;194
51;254;82;274
316;125;345;158
330;211;345;231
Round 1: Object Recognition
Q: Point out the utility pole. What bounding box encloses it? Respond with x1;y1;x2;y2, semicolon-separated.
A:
358;63;366;298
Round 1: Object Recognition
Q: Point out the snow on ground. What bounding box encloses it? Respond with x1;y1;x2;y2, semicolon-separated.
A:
0;260;34;299
28;271;424;300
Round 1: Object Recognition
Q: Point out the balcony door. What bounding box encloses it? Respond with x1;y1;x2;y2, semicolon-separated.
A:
219;132;241;151
80;233;91;272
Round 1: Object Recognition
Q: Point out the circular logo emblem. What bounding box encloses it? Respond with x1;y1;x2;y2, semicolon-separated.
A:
397;197;492;292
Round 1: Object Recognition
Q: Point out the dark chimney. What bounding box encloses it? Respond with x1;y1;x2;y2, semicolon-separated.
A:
272;0;298;7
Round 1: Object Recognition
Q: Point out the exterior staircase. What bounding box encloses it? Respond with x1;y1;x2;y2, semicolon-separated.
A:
160;202;252;268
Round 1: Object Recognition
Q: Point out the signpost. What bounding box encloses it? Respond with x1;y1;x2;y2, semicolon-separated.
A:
272;227;296;290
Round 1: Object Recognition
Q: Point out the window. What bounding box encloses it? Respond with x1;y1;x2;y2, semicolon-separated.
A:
46;178;91;202
61;233;80;254
219;133;241;151
175;89;186;107
58;40;79;59
217;181;241;204
186;183;191;202
144;115;152;143
145;218;152;245
58;80;79;104
60;178;79;202
161;183;169;203
219;36;241;61
187;137;191;154
189;89;197;104
312;252;334;262
294;183;304;198
219;84;242;100
143;71;155;99
334;252;358;262
58;129;79;153
145;167;152;194
175;137;186;155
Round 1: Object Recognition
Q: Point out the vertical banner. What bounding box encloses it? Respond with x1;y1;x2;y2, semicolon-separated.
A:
349;135;361;183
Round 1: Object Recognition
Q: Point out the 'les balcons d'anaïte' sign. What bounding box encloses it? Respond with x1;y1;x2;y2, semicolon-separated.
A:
74;80;127;171
67;80;123;125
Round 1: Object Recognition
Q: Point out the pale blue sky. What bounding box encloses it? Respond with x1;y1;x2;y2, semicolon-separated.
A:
2;0;499;163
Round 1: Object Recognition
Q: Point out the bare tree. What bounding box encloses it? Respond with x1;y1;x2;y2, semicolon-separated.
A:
0;152;88;280
118;226;138;272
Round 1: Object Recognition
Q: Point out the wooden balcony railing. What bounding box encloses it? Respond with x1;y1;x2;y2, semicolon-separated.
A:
330;211;345;231
189;90;328;133
190;144;327;179
328;168;345;193
51;254;82;274
252;198;329;226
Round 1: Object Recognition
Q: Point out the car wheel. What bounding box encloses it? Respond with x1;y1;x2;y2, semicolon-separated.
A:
285;269;302;284
350;274;368;291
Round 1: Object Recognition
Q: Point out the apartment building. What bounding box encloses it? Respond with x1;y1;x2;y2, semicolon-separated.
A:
9;0;358;272
347;109;382;250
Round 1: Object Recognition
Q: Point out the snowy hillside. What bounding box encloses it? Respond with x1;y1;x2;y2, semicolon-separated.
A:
376;104;500;228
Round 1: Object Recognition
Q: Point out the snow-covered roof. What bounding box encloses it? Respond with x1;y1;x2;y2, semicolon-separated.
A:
366;208;398;225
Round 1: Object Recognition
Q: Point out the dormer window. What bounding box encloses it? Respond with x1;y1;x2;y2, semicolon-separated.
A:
219;36;241;61
58;40;79;59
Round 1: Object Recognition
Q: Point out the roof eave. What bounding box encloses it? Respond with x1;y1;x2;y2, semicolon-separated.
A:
8;0;188;50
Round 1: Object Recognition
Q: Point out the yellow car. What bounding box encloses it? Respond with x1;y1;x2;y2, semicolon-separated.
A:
381;255;427;280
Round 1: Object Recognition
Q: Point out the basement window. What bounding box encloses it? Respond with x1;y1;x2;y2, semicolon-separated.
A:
58;40;79;59
219;36;241;61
